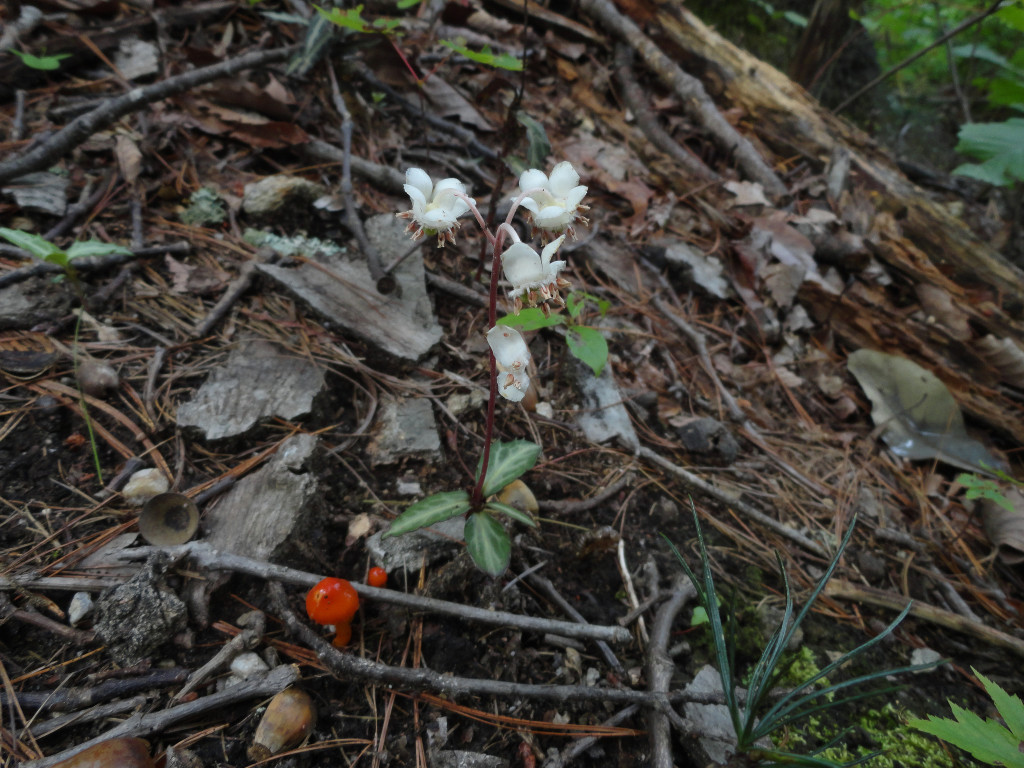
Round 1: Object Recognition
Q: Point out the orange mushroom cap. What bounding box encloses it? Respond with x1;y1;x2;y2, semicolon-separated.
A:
306;578;359;625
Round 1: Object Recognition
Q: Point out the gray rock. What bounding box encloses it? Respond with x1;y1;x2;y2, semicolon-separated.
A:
675;417;739;463
573;359;639;452
368;397;441;466
367;517;466;573
176;339;325;440
205;433;320;562
0;277;72;330
256;215;442;361
93;554;187;665
242;175;325;216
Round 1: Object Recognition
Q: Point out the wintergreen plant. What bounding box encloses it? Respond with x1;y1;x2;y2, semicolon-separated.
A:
664;500;942;766
0;228;131;484
910;669;1024;767
382;162;603;576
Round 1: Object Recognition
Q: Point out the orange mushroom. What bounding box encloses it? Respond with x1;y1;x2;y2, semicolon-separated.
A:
305;577;359;647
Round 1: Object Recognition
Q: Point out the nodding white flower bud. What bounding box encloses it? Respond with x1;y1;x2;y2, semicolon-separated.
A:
501;235;569;311
397;168;474;247
517;161;588;237
486;326;531;402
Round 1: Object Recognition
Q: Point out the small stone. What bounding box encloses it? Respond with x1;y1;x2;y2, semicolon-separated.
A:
77;358;119;398
68;592;93;627
431;750;508;768
535;401;554;419
230;652;270;680
121;468;170;506
367;517;465;573
396;478;422;496
367;397;441;466
242;176;326;216
910;647;943;670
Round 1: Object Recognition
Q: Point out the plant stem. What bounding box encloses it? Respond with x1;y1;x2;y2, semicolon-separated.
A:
467;193;543;508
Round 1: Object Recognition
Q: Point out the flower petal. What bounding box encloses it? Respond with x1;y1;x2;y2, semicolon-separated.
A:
498;372;529;402
487;326;531;370
421;208;456;229
403;184;428;212
518;169;549;195
502;243;544;290
535;205;573;230
405;168;433;200
547;161;580;195
540;235;566;269
518;197;541;215
565;185;588;210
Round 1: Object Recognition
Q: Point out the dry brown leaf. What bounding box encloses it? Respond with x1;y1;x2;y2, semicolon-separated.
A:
980;487;1024;565
421;76;493;131
724;180;769;207
976;335;1024;384
115;134;142;184
914;284;971;341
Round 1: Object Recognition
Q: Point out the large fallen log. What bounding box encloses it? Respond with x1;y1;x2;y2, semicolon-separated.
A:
643;2;1024;445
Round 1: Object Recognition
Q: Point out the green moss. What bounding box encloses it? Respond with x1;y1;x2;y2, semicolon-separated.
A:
775;703;957;768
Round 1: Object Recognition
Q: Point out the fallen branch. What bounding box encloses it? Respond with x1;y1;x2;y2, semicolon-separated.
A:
825;579;1024;658
22;664;299;768
112;542;634;644
269;582;678;707
0;242;190;289
579;0;786;197
0;46;298;185
647;576;696;768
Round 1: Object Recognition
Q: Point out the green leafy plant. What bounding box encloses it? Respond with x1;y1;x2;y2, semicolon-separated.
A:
910;669;1024;767
440;39;522;71
383;440;540;576
957;471;1015;512
0;228;131;485
498;291;610;376
664;501;941;766
10;49;71;71
953;118;1024;187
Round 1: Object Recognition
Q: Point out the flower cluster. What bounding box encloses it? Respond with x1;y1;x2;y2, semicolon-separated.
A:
516;161;589;237
397;168;474;247
501;234;570;312
397;162;588;401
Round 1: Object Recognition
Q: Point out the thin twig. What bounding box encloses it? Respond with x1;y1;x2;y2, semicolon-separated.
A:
646;575;696;768
0;242;190;289
111;542;634;644
192;261;257;338
825;579;1024;658
0;46;299;185
613;44;720;185
327;64;386;287
541;704;640;768
22;665;299;768
538;473;632;514
269;582;680;707
579;0;786;197
638;446;828;558
526;572;625;675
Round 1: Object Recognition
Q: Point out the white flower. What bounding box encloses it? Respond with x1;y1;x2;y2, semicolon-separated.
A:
517;161;588;236
501;234;570;310
487;326;531;402
397;168;474;246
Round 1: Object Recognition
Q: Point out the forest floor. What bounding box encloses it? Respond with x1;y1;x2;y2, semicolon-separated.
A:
0;2;1022;767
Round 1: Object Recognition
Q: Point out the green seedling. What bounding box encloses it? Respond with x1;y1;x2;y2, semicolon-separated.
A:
0;228;131;485
384;440;541;576
10;49;71;71
664;500;943;766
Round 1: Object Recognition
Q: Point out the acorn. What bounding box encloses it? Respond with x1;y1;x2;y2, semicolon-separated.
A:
248;687;316;761
51;737;153;767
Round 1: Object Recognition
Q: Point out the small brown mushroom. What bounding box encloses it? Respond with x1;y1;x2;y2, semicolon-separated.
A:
51;737;153;768
248;687;317;761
